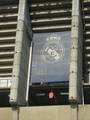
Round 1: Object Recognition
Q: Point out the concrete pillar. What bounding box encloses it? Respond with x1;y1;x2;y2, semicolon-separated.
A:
69;0;83;103
12;107;19;120
70;105;78;120
10;0;32;106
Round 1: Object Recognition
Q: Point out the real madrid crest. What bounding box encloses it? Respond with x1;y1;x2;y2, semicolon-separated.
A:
41;34;65;63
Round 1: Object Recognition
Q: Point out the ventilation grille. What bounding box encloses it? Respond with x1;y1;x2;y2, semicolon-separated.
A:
0;0;18;88
29;0;72;33
83;0;90;83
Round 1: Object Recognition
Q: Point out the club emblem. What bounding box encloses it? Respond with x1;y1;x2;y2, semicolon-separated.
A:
42;34;65;63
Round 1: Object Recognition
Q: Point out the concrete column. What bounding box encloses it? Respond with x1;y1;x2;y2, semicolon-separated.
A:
10;0;32;106
71;105;78;120
12;107;19;120
69;0;83;103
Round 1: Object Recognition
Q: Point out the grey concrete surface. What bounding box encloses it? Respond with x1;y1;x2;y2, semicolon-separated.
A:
0;108;12;120
19;106;71;120
78;105;90;120
0;105;90;120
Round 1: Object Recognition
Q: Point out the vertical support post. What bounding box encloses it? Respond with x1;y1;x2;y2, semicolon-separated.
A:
10;0;32;105
26;42;33;104
89;74;90;84
71;104;78;120
12;107;19;120
69;0;83;103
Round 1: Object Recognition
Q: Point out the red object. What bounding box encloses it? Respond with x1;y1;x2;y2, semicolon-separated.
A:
49;91;54;99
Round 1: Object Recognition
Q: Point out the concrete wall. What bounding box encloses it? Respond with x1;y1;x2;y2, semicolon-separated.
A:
79;105;90;120
0;108;12;120
19;106;71;120
0;105;90;120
